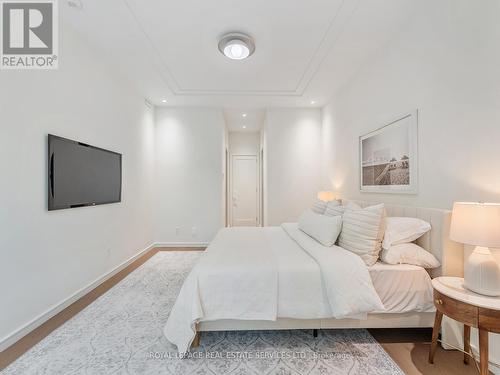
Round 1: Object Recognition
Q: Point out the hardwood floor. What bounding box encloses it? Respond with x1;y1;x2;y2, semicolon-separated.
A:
0;248;487;374
369;328;488;374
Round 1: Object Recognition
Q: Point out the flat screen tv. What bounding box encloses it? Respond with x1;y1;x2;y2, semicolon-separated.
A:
48;134;122;210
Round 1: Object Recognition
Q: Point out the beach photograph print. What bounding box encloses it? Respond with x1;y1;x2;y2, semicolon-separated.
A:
360;111;418;193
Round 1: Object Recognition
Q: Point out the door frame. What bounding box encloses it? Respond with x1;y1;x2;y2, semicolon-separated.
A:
229;154;260;227
225;147;229;227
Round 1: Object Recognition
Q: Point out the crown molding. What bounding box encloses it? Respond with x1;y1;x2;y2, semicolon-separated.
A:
122;0;359;97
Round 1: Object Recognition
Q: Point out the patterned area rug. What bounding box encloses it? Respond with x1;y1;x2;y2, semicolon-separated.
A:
3;252;403;375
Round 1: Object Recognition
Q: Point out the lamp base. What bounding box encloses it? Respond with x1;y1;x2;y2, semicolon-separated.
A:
463;246;500;297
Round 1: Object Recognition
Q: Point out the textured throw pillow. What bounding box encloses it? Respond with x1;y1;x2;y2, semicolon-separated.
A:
298;209;342;247
338;203;386;266
324;200;345;217
311;199;328;214
381;243;440;268
382;217;431;250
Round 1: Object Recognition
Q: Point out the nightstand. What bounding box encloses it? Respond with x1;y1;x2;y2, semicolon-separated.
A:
429;276;500;375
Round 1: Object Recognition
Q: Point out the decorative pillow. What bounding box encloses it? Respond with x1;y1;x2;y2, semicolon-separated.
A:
324;200;345;217
381;243;440;268
298;209;342;247
311;199;328;214
382;217;431;250
338;203;386;266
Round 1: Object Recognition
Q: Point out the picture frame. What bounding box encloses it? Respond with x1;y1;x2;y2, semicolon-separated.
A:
359;110;418;194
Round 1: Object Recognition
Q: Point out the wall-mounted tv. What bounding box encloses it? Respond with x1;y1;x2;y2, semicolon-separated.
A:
48;135;122;211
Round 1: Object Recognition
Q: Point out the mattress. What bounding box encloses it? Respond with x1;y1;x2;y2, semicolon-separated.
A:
369;262;435;313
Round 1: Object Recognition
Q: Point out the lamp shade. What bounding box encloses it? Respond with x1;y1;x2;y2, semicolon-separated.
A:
450;202;500;247
317;191;335;202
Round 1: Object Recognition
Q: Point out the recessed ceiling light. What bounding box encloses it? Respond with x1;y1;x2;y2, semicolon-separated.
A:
161;99;167;103
242;113;247;117
67;0;83;9
310;100;316;105
242;125;247;129
219;33;255;60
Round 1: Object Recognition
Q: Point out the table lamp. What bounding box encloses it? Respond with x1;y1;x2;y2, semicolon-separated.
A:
450;202;500;296
317;191;335;202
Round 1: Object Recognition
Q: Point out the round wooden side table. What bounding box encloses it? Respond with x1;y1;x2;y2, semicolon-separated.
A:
429;276;500;375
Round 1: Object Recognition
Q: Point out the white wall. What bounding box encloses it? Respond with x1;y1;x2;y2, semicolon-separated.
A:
322;0;500;209
0;22;155;349
222;125;229;227
154;107;225;244
228;132;260;156
265;108;322;225
261;117;269;225
321;0;500;368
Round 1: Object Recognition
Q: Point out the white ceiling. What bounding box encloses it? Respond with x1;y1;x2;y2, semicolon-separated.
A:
62;0;418;108
224;109;265;133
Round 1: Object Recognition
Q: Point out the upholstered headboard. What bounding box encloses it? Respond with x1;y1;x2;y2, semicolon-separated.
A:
345;200;464;278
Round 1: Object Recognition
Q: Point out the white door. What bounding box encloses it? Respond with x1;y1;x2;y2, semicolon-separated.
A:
231;155;258;227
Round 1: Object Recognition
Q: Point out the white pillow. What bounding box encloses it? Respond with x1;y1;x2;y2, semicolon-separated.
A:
382;217;431;250
311;199;328;214
324;200;345;217
338;203;386;266
381;243;441;268
298;209;342;247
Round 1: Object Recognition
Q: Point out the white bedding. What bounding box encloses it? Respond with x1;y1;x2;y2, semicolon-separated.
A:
164;224;384;354
281;223;384;317
369;262;435;313
164;227;278;355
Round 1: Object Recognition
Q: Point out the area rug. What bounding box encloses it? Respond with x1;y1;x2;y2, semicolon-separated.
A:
2;251;403;375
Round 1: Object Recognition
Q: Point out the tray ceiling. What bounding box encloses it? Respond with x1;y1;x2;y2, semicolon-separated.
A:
63;0;417;107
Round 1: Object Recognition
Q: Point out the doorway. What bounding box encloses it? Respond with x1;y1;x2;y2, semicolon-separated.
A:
227;132;262;227
230;155;259;226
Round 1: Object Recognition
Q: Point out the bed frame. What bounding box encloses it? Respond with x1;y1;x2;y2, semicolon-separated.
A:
194;201;464;345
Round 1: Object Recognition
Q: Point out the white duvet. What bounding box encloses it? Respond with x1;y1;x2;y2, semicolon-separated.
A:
164;223;384;354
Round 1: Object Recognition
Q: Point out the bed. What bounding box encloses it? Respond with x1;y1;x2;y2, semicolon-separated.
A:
164;201;464;354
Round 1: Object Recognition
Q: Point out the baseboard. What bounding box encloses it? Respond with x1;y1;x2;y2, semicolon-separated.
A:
154;242;209;248
0;243;156;352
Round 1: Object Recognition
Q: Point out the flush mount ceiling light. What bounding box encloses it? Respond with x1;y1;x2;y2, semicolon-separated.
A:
218;33;255;60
